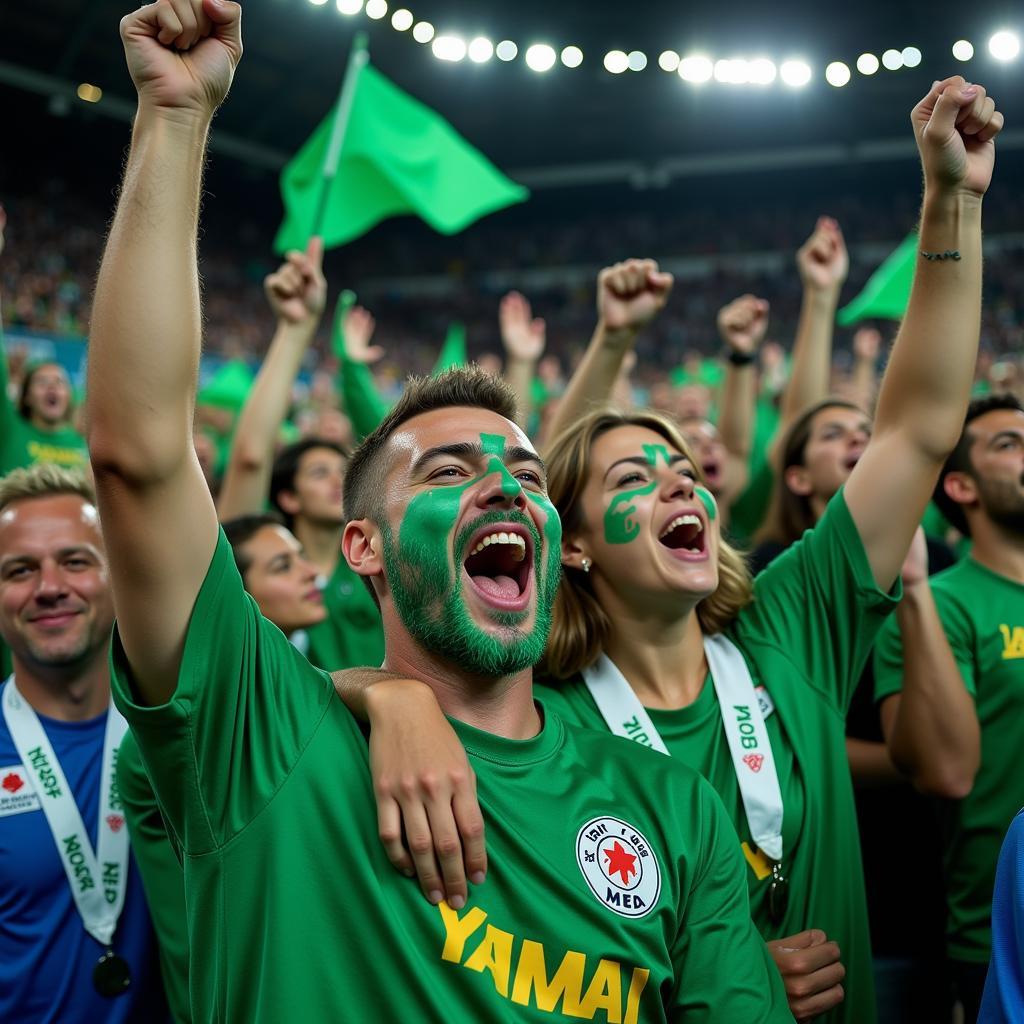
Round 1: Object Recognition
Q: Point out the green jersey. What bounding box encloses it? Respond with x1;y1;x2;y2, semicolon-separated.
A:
874;557;1024;963
305;555;384;672
117;731;190;1023
111;531;789;1023
540;491;899;1024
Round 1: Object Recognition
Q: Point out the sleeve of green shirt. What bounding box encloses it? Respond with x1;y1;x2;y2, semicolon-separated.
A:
339;354;390;443
736;488;901;714
109;528;336;855
0;326;20;440
669;778;791;1021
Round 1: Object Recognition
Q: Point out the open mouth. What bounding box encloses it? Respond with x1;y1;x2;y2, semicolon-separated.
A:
463;525;533;611
702;460;722;485
658;513;706;556
843;453;861;472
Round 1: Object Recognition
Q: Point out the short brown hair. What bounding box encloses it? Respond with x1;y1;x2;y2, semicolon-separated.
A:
344;366;519;525
541;407;753;679
0;464;95;514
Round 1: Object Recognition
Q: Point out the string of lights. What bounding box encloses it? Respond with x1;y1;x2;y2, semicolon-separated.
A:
307;0;1021;89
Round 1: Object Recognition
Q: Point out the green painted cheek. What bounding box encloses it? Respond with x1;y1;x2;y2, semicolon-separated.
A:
604;481;657;545
695;485;718;522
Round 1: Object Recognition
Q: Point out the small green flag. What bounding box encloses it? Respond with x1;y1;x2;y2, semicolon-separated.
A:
198;360;254;411
432;322;466;376
838;234;918;326
276;63;528;252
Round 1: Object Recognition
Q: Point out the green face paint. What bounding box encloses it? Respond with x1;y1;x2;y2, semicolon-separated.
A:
641;443;672;468
384;432;562;677
695;484;717;522
603;445;670;545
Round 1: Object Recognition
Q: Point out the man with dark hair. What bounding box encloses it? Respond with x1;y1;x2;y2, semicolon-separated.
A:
86;5;789;1019
875;392;1024;1019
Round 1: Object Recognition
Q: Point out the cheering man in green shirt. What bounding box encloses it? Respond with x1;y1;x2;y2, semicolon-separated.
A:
87;2;789;1020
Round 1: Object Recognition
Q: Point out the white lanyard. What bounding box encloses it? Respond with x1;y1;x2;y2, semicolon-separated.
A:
581;634;784;862
1;676;130;947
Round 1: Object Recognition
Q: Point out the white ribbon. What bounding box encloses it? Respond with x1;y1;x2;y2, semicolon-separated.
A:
2;676;130;947
581;633;784;862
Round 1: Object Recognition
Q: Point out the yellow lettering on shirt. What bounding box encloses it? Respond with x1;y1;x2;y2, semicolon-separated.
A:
26;441;86;468
741;841;773;881
999;624;1024;660
439;903;651;1021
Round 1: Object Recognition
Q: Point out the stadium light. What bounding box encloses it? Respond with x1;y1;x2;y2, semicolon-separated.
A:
714;59;750;84
881;48;904;70
901;46;922;67
468;37;494;63
604;50;629;74
77;83;102;103
412;20;434;43
989;30;1021;61
432;35;466;62
390;7;412;30
658;50;680;72
748;58;777;85
308;0;329;6
336;0;362;14
952;39;974;61
561;46;584;68
678;54;714;83
365;0;387;18
780;60;812;87
495;40;518;62
825;61;851;87
628;50;648;71
856;52;880;75
525;44;557;72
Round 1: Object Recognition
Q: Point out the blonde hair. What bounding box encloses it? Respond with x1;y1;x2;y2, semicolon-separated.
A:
0;464;95;514
541;407;753;679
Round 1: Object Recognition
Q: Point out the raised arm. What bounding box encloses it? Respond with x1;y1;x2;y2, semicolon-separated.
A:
217;241;326;518
336;302;390;442
716;294;769;503
778;217;849;429
845;77;1003;589
498;290;545;431
849;327;882;413
87;0;242;706
545;259;672;444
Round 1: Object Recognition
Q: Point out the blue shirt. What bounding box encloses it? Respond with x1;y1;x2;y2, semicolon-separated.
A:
980;810;1024;1023
0;679;166;1023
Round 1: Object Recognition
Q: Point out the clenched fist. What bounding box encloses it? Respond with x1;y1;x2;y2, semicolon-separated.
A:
597;259;674;339
120;0;243;118
264;238;327;329
913;76;1003;198
796;217;848;294
717;294;769;355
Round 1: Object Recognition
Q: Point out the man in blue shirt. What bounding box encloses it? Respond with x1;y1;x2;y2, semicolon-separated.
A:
0;464;164;1022
980;811;1024;1022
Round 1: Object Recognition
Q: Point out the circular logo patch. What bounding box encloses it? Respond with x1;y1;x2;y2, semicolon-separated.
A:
576;816;661;919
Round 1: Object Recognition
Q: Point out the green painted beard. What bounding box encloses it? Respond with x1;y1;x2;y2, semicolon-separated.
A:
382;487;562;678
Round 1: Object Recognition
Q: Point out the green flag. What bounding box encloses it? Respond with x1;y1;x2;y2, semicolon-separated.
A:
432;322;466;376
276;62;528;252
838;234;917;326
198;360;254;411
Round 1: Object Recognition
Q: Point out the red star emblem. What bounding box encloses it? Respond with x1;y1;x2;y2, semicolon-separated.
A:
603;840;637;885
2;772;23;793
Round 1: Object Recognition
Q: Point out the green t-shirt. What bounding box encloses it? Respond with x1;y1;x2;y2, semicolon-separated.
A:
873;557;1024;964
539;490;899;1024
111;531;790;1023
726;399;780;546
305;555;385;672
117;731;190;1023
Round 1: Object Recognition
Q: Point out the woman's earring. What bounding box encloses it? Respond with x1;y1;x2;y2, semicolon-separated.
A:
581;558;592;573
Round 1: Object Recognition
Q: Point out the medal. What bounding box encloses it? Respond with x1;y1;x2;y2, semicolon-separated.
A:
768;861;790;925
93;949;132;997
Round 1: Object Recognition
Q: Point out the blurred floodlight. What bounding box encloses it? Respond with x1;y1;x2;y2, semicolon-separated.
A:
432;35;466;62
952;39;974;61
628;50;648;71
902;46;922;67
989;30;1021;61
658;50;680;72
882;48;904;70
678;54;714;83
390;7;413;30
780;60;812;87
365;0;387;18
77;83;102;103
856;52;880;75
468;37;494;63
748;58;777;84
714;59;750;84
825;61;851;87
309;0;329;6
604;50;629;74
496;40;518;61
336;0;362;14
561;45;584;68
412;20;434;43
525;44;557;72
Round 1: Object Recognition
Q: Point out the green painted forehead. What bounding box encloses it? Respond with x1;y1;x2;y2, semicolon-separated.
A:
641;443;673;468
